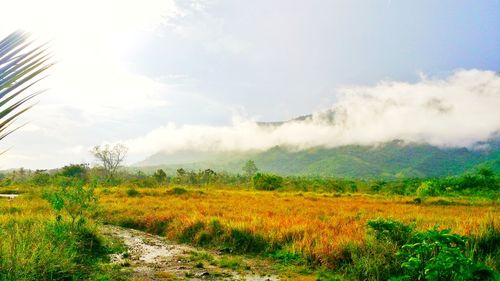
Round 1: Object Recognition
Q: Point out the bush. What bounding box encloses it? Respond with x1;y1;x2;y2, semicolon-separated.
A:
153;169;167;184
60;164;89;182
252;173;283;191
416;181;441;197
30;170;51;186
367;219;415;246
393;228;495;281
126;188;140;197
339;219;498;281
169;186;188;195
42;180;98;226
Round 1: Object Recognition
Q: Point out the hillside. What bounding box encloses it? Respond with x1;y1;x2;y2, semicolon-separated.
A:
134;140;500;178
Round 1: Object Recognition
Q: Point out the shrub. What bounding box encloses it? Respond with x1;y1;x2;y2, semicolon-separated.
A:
252;173;283;191
226;228;270;253
367;219;415;246
42;180;98;226
60;164;89;181
416;182;439;197
153;169;167;184
130;175;158;188
271;249;307;266
30;170;51;186
393;228;495;281
126;188;140;197
169;186;188;195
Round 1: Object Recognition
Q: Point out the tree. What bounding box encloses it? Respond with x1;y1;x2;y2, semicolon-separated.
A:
153;169;167;184
252;173;283;191
90;144;128;180
478;167;494;179
0;31;53;144
60;163;89;181
242;160;258;177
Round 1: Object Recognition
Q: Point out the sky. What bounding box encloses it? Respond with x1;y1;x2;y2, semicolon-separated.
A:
0;0;499;169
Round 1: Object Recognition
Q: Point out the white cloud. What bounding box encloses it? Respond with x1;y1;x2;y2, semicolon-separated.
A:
0;0;183;169
124;69;500;158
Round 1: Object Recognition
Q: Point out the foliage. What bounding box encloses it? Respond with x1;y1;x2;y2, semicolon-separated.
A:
1;164;497;199
29;170;51;186
252;172;283;190
367;219;415;246
60;163;89;181
153;168;167;184
0;219;119;280
0;31;52;144
126;188;140;197
42;180;98;226
138;140;500;178
242;159;258;177
169;186;188;195
99;186;498;271
173;168;219;185
0;186;123;280
392;228;495;281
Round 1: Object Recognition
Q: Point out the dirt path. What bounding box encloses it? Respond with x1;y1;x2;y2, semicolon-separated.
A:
101;225;279;280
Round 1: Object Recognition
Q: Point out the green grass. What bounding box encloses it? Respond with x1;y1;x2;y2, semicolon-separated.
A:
0;219;124;280
218;256;247;270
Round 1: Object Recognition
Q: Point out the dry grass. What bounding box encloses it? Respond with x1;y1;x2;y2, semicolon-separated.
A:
98;187;499;266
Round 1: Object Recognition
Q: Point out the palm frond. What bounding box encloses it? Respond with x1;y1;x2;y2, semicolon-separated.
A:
0;31;52;141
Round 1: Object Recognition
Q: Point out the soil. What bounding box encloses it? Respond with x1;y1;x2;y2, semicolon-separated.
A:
101;225;280;280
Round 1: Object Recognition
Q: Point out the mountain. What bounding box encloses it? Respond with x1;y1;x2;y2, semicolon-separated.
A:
134;140;500;179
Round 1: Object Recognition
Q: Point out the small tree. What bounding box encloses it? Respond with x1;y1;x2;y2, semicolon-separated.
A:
43;180;98;227
153;169;167;184
60;163;89;181
90;144;128;181
252;173;283;191
242;160;258;178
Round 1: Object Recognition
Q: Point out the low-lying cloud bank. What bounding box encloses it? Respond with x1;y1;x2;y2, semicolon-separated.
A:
125;69;500;156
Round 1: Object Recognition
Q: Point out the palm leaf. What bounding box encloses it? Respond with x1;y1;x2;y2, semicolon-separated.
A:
0;31;52;142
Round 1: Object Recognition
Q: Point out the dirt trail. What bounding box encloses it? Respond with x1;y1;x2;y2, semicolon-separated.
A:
101;225;279;280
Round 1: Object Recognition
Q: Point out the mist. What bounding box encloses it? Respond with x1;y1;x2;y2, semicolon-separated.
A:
125;69;499;157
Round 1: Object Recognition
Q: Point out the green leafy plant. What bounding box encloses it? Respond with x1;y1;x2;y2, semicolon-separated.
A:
252;172;283;190
367;218;415;246
392;228;495;281
0;31;52;143
43;180;99;226
153;168;167;184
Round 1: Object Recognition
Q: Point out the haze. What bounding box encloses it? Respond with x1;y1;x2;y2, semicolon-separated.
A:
0;0;499;169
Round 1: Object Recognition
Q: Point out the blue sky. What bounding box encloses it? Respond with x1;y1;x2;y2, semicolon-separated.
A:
129;0;499;122
0;0;499;168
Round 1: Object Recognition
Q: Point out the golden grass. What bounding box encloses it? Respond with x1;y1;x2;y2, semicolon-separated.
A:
1;185;497;267
98;187;499;265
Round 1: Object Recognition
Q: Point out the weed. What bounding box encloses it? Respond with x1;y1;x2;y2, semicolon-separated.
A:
394;228;495;280
126;188;140;197
189;251;215;263
219;256;245;270
169;186;188;195
367;218;414;246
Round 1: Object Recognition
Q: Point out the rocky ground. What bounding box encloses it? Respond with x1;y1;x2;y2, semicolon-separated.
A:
101;225;280;281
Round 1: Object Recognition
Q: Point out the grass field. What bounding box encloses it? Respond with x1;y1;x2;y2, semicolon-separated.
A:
1;184;498;280
99;186;499;268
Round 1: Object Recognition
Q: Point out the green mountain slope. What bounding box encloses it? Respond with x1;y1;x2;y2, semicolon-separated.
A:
135;140;500;179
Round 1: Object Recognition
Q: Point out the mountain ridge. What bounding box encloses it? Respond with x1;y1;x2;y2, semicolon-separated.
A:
134;140;500;179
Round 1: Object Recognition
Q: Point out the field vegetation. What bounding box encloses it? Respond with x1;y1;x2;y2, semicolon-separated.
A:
0;164;498;280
